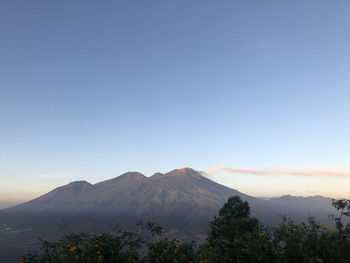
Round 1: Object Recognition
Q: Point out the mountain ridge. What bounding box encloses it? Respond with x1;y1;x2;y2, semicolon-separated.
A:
3;167;276;223
0;167;340;263
3;168;335;220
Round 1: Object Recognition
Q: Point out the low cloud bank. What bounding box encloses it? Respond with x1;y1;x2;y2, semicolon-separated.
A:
203;166;350;177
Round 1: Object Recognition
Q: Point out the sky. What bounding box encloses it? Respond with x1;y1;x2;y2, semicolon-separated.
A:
1;0;350;208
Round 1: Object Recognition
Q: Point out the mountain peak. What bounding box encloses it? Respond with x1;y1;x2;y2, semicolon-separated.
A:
150;172;164;178
164;167;200;177
64;180;93;193
94;171;146;187
119;171;146;180
106;171;146;183
178;167;194;172
67;180;91;186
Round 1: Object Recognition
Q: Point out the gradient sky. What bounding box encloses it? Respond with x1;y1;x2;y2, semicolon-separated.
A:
1;0;350;207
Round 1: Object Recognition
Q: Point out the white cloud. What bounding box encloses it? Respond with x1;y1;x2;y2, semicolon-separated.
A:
202;166;350;177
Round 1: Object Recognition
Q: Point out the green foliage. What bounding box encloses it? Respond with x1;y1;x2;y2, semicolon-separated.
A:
208;196;258;240
143;238;197;263
22;229;142;263
271;216;350;263
331;198;350;238
206;196;273;263
21;196;350;263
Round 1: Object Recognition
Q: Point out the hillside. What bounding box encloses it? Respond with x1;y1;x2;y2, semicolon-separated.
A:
0;168;338;262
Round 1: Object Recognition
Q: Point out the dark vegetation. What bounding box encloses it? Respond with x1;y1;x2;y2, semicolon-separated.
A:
21;197;350;263
2;169;341;263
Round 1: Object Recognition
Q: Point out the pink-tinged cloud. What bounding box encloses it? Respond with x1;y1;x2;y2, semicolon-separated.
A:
202;166;350;177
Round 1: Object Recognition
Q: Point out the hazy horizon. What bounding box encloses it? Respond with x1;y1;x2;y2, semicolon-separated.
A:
1;1;350;204
1;166;349;210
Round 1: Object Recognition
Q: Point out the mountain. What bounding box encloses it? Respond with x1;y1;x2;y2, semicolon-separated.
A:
0;168;338;262
6;168;269;217
267;195;336;223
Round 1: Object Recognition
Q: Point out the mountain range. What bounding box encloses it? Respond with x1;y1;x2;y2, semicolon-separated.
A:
0;168;339;262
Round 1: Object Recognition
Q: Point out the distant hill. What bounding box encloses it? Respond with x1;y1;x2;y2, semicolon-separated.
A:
0;168;339;263
267;194;335;223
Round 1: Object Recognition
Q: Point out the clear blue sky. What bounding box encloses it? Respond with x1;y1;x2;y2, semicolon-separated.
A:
1;0;350;204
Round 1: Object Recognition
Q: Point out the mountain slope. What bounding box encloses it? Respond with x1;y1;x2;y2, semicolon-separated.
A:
0;167;338;262
4;168;277;226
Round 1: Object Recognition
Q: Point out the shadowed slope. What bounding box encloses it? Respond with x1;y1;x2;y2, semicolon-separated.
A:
0;167;340;263
2;168;277;227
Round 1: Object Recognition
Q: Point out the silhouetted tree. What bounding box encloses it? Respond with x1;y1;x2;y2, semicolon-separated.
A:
205;196;273;263
331;198;350;238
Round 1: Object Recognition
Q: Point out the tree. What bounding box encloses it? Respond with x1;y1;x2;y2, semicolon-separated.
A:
331;199;350;238
208;196;259;241
206;196;272;263
21;197;350;263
